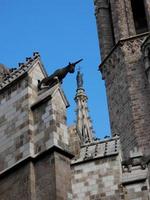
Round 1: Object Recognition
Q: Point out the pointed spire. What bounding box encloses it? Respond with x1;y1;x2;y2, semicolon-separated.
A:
75;70;95;144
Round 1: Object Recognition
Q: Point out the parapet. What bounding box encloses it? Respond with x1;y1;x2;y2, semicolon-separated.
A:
72;135;119;165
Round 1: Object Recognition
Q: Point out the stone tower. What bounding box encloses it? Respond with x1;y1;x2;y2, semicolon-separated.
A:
94;0;150;157
0;53;73;200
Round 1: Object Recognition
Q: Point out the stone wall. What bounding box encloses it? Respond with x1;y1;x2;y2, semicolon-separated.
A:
34;152;72;200
121;36;150;157
0;162;35;200
0;77;31;172
94;0;136;61
0;56;71;172
100;34;150;158
94;0;150;61
121;148;150;199
0;60;46;172
0;152;72;200
109;0;135;42
68;125;81;156
31;85;69;155
71;143;150;199
54;152;72;200
123;183;149;200
71;155;122;199
0;56;73;200
94;0;115;60
144;0;150;29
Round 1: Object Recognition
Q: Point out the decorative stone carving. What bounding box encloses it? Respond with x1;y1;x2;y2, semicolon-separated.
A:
120;36;145;55
38;59;83;90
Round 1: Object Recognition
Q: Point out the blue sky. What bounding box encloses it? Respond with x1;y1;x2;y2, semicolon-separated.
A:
0;0;110;138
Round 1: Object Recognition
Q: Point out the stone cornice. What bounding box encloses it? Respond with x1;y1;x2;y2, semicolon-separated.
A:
99;32;150;71
0;145;74;179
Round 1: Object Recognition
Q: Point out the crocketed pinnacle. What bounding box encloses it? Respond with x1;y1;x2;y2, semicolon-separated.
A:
75;70;95;144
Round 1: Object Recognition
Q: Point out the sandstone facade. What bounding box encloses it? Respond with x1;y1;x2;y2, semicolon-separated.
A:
1;0;150;199
94;0;150;158
0;54;72;200
0;52;150;199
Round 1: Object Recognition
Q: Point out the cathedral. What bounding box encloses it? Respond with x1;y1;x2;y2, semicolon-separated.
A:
0;0;150;199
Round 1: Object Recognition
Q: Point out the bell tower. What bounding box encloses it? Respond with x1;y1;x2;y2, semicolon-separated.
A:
94;0;150;60
94;0;150;158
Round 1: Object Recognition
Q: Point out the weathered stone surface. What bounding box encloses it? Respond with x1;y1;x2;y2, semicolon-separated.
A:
68;125;81;156
71;155;122;199
100;34;150;158
94;0;150;159
0;163;35;200
94;0;115;60
93;0;150;198
0;55;72;200
1;0;150;198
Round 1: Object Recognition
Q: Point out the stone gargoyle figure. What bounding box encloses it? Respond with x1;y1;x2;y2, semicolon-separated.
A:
38;59;83;90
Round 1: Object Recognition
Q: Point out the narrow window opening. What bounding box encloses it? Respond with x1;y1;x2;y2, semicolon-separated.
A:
131;0;148;34
146;48;150;78
109;2;115;45
148;48;150;60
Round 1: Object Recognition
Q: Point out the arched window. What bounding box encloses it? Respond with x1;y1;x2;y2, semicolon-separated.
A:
131;0;148;34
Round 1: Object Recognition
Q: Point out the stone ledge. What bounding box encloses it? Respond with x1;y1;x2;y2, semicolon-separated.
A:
81;136;119;147
99;32;150;71
30;85;57;110
0;72;27;94
0;53;41;93
31;93;52;110
31;84;69;110
71;152;118;166
72;137;119;165
122;169;148;185
0;145;74;179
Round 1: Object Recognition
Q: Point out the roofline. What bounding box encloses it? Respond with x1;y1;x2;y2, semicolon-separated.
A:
71;152;118;166
0;72;28;95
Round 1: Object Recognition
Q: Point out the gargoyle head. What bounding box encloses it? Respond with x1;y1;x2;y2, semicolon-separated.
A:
68;62;75;73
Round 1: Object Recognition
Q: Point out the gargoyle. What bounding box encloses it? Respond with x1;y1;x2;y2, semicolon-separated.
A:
38;59;83;90
122;156;147;172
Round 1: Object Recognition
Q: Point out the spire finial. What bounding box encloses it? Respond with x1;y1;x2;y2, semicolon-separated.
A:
76;69;83;89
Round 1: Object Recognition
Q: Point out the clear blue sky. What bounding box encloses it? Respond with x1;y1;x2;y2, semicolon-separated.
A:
0;0;110;138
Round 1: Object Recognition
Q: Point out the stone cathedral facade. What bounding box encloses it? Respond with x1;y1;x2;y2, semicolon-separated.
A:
1;0;150;200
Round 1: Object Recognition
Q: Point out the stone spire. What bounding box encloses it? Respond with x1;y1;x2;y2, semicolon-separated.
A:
75;70;95;144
